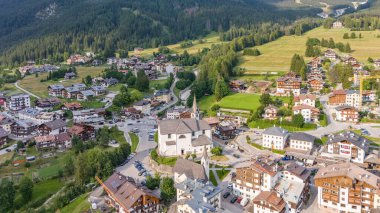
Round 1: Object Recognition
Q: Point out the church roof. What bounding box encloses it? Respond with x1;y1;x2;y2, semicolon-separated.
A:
173;158;208;181
159;118;211;135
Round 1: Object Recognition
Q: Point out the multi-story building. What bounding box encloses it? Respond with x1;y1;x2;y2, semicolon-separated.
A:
171;178;222;213
276;76;302;96
252;191;286;213
307;78;324;91
262;127;289;150
48;84;65;97
153;89;171;103
233;155;282;200
314;162;380;213
0;127;9;147
68;123;95;141
288;132;315;151
38;119;67;136
263;105;279;120
133;100;151;115
72;108;105;124
166;106;191;120
328;90;347;106
292;105;320;123
10;120;38;138
294;94;316;107
346;90;360;108
325;131;370;163
101;172;160;213
334;105;359;123
6;94;31;111
324;49;337;60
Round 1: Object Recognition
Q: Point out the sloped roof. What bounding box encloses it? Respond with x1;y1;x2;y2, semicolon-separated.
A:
0;127;8;138
159;118;211;135
289;132;315;143
262;127;288;137
173;158;207;181
327;131;370;152
40;119;66;130
252;191;286;212
191;135;212;147
315;162;380;188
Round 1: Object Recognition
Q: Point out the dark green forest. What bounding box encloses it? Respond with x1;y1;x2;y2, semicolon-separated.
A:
0;0;319;66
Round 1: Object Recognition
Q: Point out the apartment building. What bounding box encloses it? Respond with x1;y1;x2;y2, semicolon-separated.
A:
334;105;359;123
252;191;286;213
276;76;302;96
328;90;360;108
288;132;315;151
315;162;380;213
233;155;282;200
6;94;31;111
262;127;289;150
292;105;320;123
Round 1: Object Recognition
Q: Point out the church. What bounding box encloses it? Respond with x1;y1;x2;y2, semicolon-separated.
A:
157;97;213;156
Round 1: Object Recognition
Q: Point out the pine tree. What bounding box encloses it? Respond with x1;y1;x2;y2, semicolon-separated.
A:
344;43;351;53
343;33;349;39
305;45;314;57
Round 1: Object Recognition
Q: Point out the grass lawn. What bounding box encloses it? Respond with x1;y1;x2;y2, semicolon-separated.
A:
150;79;168;90
129;33;225;57
128;132;139;152
210;155;229;162
239;27;380;73
199;93;261;115
18;66;105;98
0;83;22;95
232;73;281;81
150;149;177;166
111;128;127;144
0;152;14;164
60;193;91;213
248;120;317;131
209;170;218;186
216;169;231;181
29;178;64;208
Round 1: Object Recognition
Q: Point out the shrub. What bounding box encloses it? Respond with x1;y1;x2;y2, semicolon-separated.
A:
211;147;223;156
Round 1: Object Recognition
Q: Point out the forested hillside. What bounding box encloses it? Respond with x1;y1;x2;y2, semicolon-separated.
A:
0;0;319;66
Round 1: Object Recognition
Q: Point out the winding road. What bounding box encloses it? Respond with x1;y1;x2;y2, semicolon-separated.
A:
14;80;41;99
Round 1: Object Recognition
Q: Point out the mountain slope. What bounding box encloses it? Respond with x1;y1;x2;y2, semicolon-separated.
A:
0;0;319;66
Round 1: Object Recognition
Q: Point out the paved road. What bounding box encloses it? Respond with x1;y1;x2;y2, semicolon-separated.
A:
152;78;179;115
14;81;41;99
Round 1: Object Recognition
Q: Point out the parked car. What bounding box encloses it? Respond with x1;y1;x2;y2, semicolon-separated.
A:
240;198;249;207
138;170;146;176
223;192;231;198
237;197;243;204
227;182;233;189
5;148;11;152
233;154;240;159
230;196;238;203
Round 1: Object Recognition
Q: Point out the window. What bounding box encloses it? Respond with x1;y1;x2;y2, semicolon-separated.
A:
202;130;205;134
168;134;171;139
179;135;186;139
341;204;345;207
192;132;195;136
352;206;357;209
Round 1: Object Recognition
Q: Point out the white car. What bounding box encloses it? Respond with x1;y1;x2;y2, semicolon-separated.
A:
227;182;233;189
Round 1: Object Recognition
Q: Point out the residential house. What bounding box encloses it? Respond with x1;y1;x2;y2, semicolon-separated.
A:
346;90;360;108
252;191;286;213
308;57;323;69
171;179;222;213
66;54;91;65
154;89;171;103
276;76;302;96
294;94;316;107
133;100;151;115
18;108;62;125
274;176;308;213
122;107;143;119
324;131;370;163
102;78;119;87
6;94;31;111
101;172;160;213
0;127;9;147
233;155;282;200
64;72;76;79
314;162;380;213
48;84;65;97
288;132;315;151
158;118;212;157
307;78;324;91
263;105;279;120
262;127;289;150
334;105;359;122
229;80;246;91
292;105;320;123
10;120;37;138
332;21;343;29
62;87;80;99
62;102;82;111
38;119;66;136
77;90;96;101
343;56;358;65
72;108;105;124
166;106;191;120
35;132;71;151
0;116;14;133
91;86;106;96
68;123;95;141
214;121;236;140
324;49;337;60
35;98;61;110
362;90;377;102
328;90;347;106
